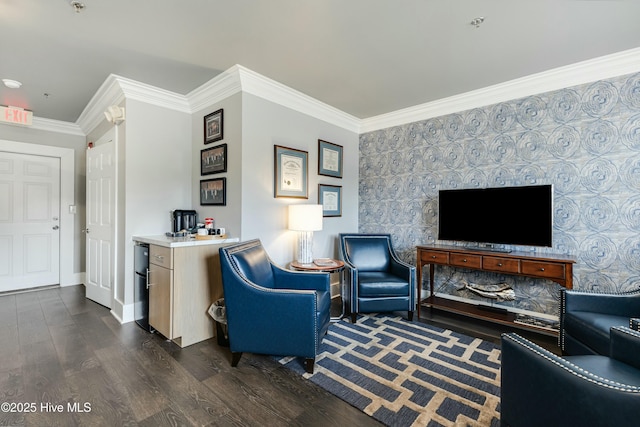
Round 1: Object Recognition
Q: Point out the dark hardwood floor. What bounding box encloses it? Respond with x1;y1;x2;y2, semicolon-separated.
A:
0;285;382;426
0;285;561;426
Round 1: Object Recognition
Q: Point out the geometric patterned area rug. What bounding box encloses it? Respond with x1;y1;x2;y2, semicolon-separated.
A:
278;314;501;427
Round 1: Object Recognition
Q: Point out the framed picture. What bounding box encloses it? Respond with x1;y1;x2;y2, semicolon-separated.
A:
274;145;308;198
200;177;226;206
319;184;342;217
201;144;227;175
318;139;343;178
204;109;223;144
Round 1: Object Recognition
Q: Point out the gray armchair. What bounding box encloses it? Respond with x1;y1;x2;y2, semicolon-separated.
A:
501;328;640;427
559;288;640;355
339;233;416;323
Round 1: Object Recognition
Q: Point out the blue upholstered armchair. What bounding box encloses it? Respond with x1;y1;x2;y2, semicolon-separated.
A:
218;239;331;373
339;233;416;323
560;288;640;355
501;328;640;427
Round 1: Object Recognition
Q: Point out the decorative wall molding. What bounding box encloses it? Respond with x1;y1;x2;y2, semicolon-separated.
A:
31;117;84;136
76;74;191;135
360;47;640;133
34;47;640;137
76;74;126;135
187;65;243;113
235;65;361;133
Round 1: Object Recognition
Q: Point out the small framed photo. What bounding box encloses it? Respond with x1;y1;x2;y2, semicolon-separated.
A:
200;177;226;206
274;145;308;198
318;139;343;178
201;144;227;175
319;184;342;217
204;109;223;144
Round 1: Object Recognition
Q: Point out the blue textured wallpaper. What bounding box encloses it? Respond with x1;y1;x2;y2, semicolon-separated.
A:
359;72;640;317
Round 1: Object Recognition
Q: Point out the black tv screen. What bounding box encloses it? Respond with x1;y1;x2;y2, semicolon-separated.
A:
438;185;553;248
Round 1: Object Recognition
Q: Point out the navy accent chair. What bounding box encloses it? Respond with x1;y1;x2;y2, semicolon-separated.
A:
501;328;640;427
218;239;331;374
560;288;640;355
339;233;416;323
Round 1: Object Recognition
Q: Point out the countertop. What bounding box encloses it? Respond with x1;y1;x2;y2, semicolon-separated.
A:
132;234;240;248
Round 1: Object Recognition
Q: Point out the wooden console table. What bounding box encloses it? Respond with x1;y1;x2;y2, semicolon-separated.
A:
416;245;575;336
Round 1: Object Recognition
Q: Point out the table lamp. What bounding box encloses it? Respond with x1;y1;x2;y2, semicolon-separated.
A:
288;204;323;264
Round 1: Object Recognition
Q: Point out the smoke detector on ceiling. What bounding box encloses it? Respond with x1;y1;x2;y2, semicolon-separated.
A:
470;17;485;28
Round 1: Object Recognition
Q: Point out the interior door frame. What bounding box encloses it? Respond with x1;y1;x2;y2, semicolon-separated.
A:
0;139;76;286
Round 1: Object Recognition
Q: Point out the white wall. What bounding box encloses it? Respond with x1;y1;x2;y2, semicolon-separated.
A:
0;123;86;284
191;93;242;237
88;99;192;321
240;93;359;266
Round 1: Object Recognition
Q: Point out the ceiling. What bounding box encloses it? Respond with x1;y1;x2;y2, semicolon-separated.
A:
1;0;640;124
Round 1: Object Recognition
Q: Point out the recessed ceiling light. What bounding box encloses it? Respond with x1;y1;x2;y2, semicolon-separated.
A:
2;79;22;89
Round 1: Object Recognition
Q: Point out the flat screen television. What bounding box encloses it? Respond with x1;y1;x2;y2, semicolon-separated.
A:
438;185;553;248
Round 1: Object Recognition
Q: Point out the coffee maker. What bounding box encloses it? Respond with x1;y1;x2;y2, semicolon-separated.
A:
172;210;197;233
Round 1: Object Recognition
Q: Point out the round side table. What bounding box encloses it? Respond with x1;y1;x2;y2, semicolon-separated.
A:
290;259;345;321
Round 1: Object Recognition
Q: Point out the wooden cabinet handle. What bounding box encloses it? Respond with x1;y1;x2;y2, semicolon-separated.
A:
497;263;503;267
431;255;437;259
540;267;545;271
462;259;467;262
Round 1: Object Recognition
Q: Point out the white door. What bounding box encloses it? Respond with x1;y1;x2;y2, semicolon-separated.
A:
85;136;115;308
0;151;60;292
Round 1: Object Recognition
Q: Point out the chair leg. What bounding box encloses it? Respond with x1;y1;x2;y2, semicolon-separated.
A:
408;311;414;321
305;358;315;374
350;313;357;323
231;352;243;367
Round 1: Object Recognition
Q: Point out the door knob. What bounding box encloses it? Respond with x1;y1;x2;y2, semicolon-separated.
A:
82;228;90;233
52;225;59;230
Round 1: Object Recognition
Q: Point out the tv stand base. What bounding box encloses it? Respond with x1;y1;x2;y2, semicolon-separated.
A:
416;245;576;336
477;304;509;315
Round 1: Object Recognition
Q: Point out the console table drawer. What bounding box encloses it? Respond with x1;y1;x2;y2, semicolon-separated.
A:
483;256;520;273
420;250;449;264
450;253;482;269
521;260;565;280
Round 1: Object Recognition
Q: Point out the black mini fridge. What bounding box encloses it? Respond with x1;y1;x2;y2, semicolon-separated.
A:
134;243;151;331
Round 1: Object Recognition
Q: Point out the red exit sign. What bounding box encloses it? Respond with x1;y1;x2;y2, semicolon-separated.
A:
0;106;33;125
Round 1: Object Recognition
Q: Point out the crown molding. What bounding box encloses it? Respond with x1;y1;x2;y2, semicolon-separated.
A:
360;47;640;133
34;47;640;137
76;74;126;135
31;117;84;135
235;65;361;133
187;65;361;133
76;74;190;135
116;75;191;113
187;66;243;113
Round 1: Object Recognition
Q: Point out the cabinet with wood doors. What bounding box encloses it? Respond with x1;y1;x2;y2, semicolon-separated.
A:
140;236;238;347
416;245;576;336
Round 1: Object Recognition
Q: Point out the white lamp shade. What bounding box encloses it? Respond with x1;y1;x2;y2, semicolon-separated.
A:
288;204;323;231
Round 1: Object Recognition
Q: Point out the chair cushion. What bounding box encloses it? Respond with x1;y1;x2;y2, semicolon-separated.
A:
358;272;409;297
565;355;640;386
564;311;629;355
344;237;391;272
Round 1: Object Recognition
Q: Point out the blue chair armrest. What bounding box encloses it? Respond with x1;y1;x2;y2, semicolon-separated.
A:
272;265;330;292
610;326;640;370
501;332;640;427
562;288;640;317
